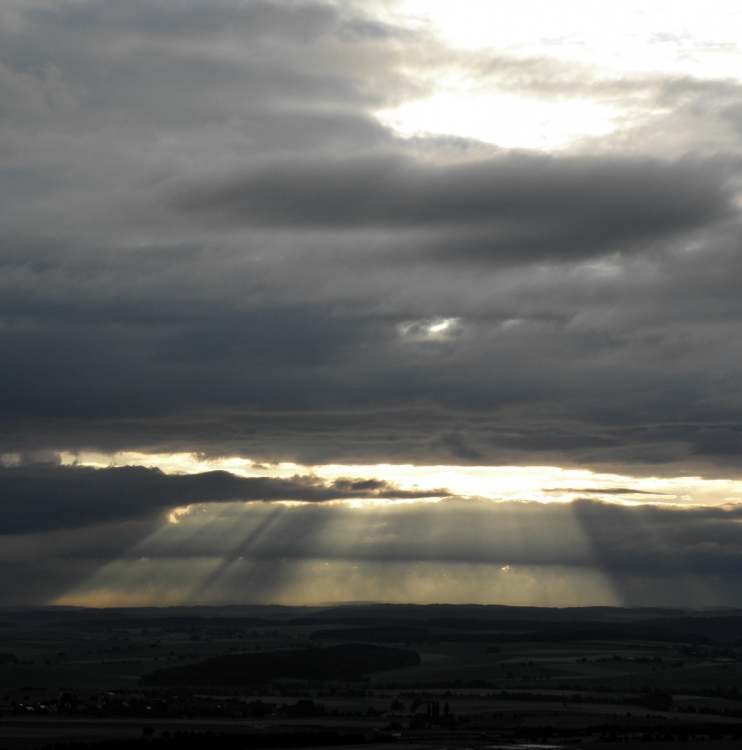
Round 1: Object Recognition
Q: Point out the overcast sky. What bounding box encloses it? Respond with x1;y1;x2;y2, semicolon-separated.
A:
4;0;742;607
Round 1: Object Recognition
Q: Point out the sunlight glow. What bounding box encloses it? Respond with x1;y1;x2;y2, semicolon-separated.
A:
379;91;618;150
60;450;742;507
167;505;192;524
396;0;742;77
398;316;461;341
377;0;742;148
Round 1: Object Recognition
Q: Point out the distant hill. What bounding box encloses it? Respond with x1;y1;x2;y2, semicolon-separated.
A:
290;602;691;626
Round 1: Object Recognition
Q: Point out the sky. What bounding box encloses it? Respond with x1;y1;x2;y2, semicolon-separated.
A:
4;0;742;607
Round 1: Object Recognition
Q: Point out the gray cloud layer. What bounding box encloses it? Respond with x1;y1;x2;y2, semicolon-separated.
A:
3;0;742;476
172;154;730;263
171;154;726;238
5;0;742;603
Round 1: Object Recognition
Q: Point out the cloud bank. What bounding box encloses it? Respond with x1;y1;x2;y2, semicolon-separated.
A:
5;0;742;605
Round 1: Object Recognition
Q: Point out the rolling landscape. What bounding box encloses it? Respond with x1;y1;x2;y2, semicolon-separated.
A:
3;603;742;748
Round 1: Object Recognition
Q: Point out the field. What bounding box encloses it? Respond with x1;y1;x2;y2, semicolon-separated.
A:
2;604;742;748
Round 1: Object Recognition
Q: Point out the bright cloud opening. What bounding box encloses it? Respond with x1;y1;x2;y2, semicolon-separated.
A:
377;0;742;148
59;450;742;507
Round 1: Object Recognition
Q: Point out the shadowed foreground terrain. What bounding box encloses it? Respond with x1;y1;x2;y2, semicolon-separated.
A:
3;603;742;748
140;644;420;686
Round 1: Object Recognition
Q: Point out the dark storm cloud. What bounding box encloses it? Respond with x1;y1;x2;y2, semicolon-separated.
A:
4;0;742;494
0;463;443;535
171;153;731;261
569;499;742;576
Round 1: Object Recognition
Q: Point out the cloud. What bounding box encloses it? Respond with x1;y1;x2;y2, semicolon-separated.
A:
3;0;742;500
171;153;732;262
28;0;340;41
0;463;443;535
